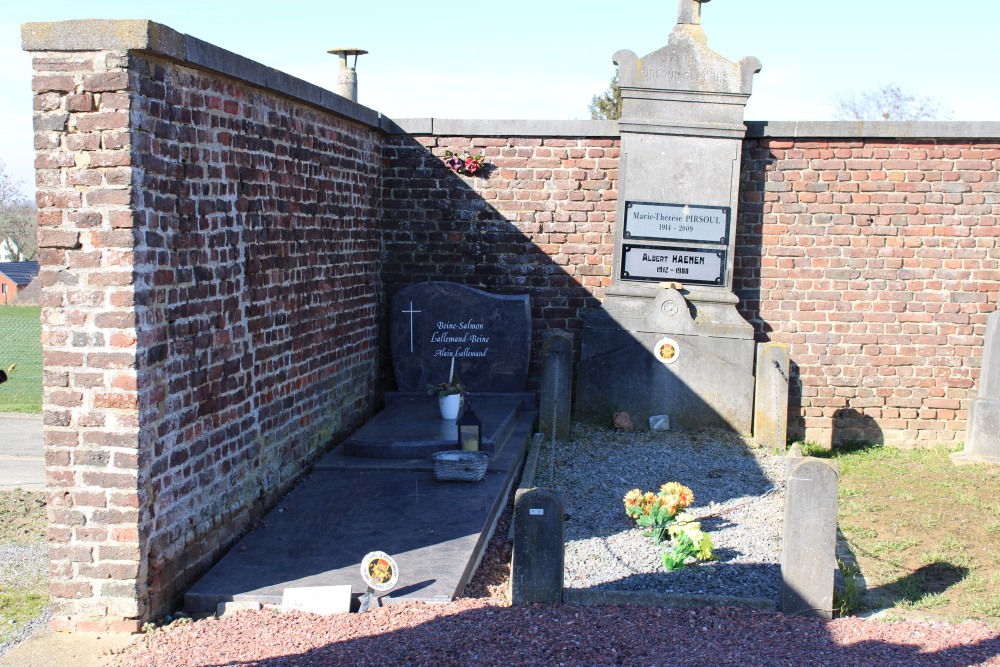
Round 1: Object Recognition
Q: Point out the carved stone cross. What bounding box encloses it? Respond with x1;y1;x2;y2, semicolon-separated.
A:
678;0;710;25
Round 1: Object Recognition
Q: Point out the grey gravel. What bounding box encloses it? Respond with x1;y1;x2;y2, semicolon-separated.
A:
0;541;51;658
534;424;785;604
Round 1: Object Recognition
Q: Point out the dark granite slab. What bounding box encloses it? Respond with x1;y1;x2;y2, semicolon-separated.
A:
391;282;531;393
184;407;536;613
340;393;527;459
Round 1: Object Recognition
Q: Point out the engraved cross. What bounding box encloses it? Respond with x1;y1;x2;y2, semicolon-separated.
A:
678;0;710;25
402;301;420;353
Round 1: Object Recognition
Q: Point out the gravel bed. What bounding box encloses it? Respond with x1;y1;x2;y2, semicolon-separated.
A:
0;541;50;658
534;425;784;602
0;542;48;586
110;603;1000;666
106;425;1000;666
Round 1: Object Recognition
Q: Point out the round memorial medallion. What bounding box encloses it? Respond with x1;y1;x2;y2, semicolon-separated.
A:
360;551;399;592
653;337;680;364
660;300;680;318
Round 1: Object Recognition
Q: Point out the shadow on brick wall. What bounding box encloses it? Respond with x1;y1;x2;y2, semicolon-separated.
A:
380;135;608;401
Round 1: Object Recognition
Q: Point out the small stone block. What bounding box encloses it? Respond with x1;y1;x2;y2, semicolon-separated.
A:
511;487;564;605
280;585;352;615
648;414;670;431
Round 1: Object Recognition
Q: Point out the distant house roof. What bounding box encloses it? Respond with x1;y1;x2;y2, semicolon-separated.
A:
0;261;40;287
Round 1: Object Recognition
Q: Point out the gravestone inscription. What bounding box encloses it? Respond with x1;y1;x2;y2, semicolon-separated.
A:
391;282;531;393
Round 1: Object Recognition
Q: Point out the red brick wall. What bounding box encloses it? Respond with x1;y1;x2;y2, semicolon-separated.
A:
736;138;999;446
385;132;999;447
31;49;382;630
381;134;618;386
26;23;1000;633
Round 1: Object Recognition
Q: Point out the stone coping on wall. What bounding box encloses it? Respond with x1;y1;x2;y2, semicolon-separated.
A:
383;118;621;137
745;120;1000;139
21;18;385;131
391;118;1000;139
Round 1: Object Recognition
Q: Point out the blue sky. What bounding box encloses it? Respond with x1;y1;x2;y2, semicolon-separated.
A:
2;0;997;194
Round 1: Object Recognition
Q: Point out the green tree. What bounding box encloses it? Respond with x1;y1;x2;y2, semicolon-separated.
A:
589;71;622;120
0;162;36;261
830;83;949;121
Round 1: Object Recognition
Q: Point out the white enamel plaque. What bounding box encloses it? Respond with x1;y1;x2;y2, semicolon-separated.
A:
623;201;729;244
621;245;725;285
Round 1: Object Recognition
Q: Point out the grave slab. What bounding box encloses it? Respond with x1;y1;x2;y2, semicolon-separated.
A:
184;405;535;613
341;393;529;459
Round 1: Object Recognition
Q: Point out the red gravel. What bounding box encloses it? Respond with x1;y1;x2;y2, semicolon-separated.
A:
108;483;1000;666
109;602;1000;667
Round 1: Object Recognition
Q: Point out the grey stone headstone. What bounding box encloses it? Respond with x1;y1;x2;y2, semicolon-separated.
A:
577;0;761;434
390;282;531;393
781;455;838;619
954;310;1000;466
539;332;573;442
511;487;564;605
754;342;790;451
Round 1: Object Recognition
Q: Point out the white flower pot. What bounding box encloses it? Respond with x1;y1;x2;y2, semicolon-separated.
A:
438;393;462;420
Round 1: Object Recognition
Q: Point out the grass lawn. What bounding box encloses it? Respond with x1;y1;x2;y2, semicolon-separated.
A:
0;306;42;413
0;489;49;646
804;442;1000;624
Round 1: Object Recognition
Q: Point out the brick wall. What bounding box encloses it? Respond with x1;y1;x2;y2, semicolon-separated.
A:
736;138;1000;446
381;134;619;386
385;129;999;447
25;17;1000;634
30;44;382;630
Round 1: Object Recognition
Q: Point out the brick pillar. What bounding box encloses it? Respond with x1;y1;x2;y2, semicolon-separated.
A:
30;47;145;633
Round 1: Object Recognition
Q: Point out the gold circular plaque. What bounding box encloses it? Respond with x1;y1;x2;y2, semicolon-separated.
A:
361;551;399;592
653;337;680;364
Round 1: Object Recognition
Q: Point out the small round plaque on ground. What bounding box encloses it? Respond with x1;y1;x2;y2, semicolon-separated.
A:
653;337;680;364
360;551;399;592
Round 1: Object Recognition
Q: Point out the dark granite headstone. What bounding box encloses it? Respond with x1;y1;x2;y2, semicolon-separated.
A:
391;282;531;393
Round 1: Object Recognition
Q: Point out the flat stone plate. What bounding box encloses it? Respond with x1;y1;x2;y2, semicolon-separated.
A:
340;393;525;459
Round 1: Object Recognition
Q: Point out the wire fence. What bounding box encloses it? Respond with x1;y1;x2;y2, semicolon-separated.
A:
0;306;42;413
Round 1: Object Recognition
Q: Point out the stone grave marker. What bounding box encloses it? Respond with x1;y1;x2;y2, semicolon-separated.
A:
754;342;790;451
953;310;1000;466
781;447;838;618
539;332;573;442
511;487;564;605
391;282;531;393
576;0;761;432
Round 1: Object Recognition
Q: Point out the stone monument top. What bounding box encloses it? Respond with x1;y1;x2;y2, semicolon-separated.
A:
613;0;761;131
677;0;709;25
577;0;761;433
